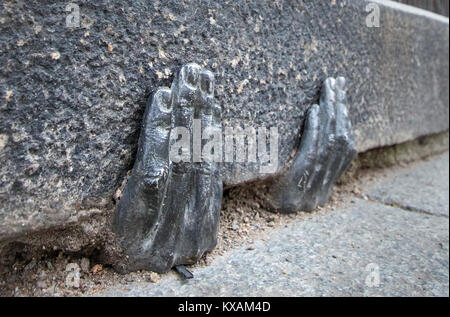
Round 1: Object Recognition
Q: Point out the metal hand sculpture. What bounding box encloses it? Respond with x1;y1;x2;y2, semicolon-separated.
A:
113;64;222;273
113;64;356;273
268;77;357;213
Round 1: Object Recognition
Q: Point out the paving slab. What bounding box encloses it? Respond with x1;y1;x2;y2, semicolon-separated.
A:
97;198;449;297
364;152;449;217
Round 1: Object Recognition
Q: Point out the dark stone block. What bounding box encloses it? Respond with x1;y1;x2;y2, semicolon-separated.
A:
0;0;448;240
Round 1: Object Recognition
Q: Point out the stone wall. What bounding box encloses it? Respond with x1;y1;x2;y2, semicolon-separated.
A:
0;0;448;241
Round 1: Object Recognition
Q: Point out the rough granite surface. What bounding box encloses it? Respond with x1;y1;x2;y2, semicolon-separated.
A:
0;0;449;239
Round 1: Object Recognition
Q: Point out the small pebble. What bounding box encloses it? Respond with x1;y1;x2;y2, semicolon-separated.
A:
147;272;160;283
91;264;103;274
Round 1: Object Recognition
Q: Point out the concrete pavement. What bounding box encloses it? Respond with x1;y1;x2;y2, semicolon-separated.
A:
364;152;449;217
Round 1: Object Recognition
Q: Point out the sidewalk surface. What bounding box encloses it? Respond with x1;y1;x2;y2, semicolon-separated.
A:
98;152;449;297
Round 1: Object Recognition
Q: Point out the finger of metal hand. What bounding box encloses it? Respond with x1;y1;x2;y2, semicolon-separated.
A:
319;77;337;140
138;88;173;177
173;63;201;128
335;76;352;137
306;77;339;199
294;104;320;162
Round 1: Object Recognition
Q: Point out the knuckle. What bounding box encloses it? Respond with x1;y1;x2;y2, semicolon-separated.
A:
143;169;167;186
327;134;336;148
337;90;346;102
336;134;351;146
319;134;336;159
317;147;328;162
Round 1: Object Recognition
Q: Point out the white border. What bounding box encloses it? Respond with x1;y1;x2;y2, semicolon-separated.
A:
368;0;449;24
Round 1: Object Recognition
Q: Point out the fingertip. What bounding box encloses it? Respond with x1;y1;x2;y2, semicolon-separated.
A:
180;63;201;89
200;70;215;97
325;77;336;90
154;88;172;113
336;77;346;90
321;78;336;104
309;104;320;116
